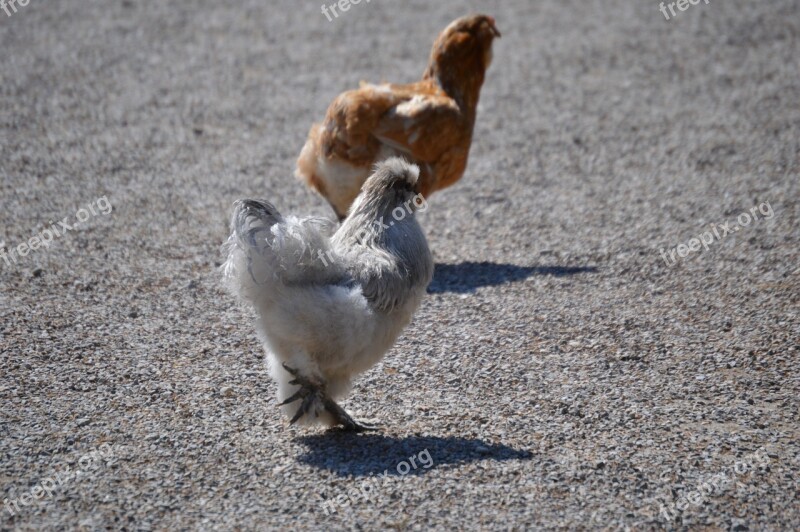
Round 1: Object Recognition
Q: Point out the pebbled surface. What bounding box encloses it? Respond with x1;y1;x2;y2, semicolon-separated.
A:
1;0;798;530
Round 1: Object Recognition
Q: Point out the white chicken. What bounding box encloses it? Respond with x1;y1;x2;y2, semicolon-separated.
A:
222;158;433;430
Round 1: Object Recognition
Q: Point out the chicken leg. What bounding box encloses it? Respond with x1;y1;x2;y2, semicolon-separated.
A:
280;363;379;432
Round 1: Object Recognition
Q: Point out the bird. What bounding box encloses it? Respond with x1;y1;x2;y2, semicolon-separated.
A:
222;158;434;431
296;14;501;220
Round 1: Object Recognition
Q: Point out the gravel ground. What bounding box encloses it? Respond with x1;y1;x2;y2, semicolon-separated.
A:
1;0;798;530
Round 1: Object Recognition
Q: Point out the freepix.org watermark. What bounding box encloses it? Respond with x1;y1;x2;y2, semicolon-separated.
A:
320;0;372;22
659;0;710;21
3;443;114;516
647;447;771;523
660;201;774;267
319;448;434;515
0;196;113;270
317;192;428;267
0;0;30;18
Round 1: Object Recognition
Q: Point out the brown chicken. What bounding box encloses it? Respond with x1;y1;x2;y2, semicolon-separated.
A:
296;14;501;220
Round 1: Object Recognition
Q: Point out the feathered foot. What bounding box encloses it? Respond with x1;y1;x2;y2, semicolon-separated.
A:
280;363;380;432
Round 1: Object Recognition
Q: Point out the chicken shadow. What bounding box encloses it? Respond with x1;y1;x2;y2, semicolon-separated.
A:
427;261;598;294
294;433;533;477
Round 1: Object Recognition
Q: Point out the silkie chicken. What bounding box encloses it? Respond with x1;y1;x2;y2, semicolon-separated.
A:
296;14;501;220
222;158;433;431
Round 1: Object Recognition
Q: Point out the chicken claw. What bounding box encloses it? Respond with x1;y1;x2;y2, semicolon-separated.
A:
322;397;381;433
280;363;378;432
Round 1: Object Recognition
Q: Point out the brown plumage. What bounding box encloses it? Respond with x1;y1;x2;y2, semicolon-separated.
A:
296;14;501;220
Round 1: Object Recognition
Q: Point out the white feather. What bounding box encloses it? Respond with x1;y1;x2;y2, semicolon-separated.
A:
222;159;433;427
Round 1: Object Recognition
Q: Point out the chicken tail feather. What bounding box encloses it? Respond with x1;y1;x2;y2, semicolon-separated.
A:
221;198;344;308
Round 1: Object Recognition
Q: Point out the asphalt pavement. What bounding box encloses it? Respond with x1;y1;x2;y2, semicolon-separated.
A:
1;0;798;529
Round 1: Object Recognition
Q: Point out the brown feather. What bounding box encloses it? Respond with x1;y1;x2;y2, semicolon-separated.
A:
295;14;500;219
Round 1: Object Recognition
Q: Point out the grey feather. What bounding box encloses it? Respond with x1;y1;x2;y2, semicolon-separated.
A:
221;157;433;427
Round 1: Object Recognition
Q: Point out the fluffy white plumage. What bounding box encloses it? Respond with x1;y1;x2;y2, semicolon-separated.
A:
222;158;433;430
